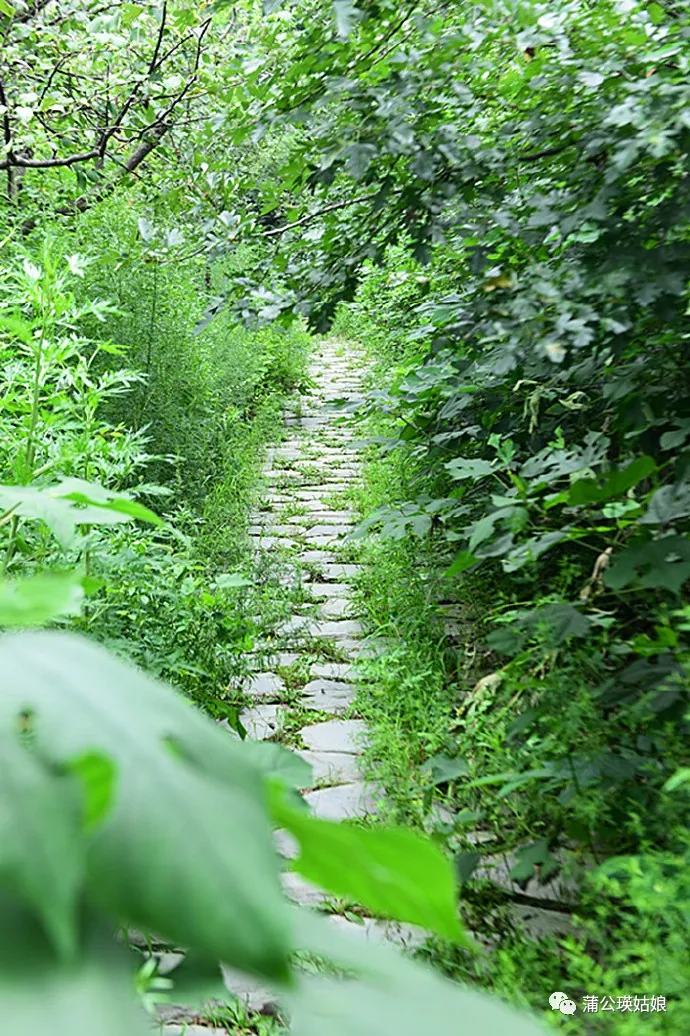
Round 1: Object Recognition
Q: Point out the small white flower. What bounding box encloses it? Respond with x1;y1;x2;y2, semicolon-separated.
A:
23;258;41;282
544;341;566;363
66;254;87;278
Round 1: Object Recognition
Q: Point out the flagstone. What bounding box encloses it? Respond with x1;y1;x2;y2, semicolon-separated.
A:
303;781;381;821
296;750;362;785
243;672;285;698
300;719;367;753
311;661;357;680
308;583;352;598
239;704;285;740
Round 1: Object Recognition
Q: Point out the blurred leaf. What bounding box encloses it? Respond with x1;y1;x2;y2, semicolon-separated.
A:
421;754;469;784
65;753;117;831
0;570;84;627
455;851;481;885
0;631;291;980
0;738;83;961
663;768;690;793
640;483;690;526
445;550;479;577
215;572;252;589
288;909;546;1036
333;0;357;38
606;537;690;594
0;899;151;1036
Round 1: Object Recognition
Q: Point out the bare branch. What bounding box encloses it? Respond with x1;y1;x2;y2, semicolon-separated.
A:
262;192;380;237
148;1;167;74
0;148;99;170
0;78;14;199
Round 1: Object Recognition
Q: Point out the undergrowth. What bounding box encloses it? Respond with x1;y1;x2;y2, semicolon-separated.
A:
341;285;690;1030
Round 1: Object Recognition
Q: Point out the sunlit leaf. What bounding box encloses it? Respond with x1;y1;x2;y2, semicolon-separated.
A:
0;570;84;628
271;792;465;942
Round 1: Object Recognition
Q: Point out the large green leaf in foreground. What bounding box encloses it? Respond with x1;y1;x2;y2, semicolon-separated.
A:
272;792;465;941
0;631;290;981
0;898;150;1036
0;736;83;960
288;909;547;1036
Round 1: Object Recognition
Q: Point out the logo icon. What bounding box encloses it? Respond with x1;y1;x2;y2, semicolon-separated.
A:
550;992;577;1015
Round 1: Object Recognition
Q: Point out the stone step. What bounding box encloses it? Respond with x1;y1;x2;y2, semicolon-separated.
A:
319;596;357;619
301;678;357;713
297;749;362;785
303;781;381;820
241;672;286;698
301;719;367;753
309;583;352;598
311;661;357;680
239;704;285;740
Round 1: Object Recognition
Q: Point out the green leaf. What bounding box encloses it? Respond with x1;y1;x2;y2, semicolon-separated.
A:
0;570;84;627
445;458;495;481
522;603;590;644
288;909;546;1036
455;851;481;885
59;487;163;526
0;480;161;548
215;572;253;589
271;792;464;942
333;0;356;39
345;143;376;180
243;741;313;789
663;768;690;793
605;536;690;594
502;531;567;572
486;626;525;655
508;840;559;885
65;752;117;830
421;754;469;784
640;482;690;526
0;631;291;981
165;952;228;1008
444;550;479;577
567;457;656;507
0;899;151;1036
0;736;83;961
465;771;520;788
0;0;14;18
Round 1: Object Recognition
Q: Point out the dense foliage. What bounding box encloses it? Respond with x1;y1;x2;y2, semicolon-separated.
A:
2;0;690;1031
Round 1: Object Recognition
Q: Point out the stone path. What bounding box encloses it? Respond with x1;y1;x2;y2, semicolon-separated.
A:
158;340;422;1032
238;340;385;840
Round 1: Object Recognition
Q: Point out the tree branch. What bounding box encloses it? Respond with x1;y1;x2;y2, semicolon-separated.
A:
12;0;51;24
262;191;381;237
148;1;167;74
0;148;99;170
0;78;15;199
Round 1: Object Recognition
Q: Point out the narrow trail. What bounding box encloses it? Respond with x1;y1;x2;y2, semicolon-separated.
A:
244;339;391;835
243;338;375;817
235;340;421;1002
159;340;422;1035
